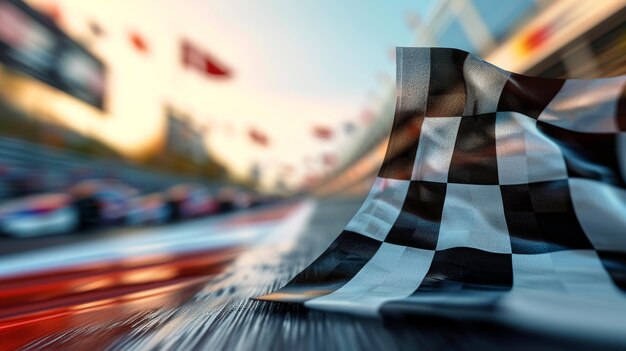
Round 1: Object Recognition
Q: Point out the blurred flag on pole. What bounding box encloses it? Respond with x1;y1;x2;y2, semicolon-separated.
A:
360;109;374;125
313;126;333;140
129;31;148;54
248;128;269;146
258;47;626;342
182;39;231;78
322;153;336;167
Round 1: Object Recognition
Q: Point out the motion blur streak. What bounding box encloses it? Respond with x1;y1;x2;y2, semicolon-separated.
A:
0;0;625;350
18;199;612;351
0;200;312;350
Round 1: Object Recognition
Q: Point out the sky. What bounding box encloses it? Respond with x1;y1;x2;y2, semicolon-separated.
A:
186;0;435;102
177;0;437;187
23;0;437;189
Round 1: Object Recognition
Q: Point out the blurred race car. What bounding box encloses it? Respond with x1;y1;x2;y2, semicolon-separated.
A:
126;192;171;225
217;187;262;212
166;184;219;220
69;179;139;230
234;190;264;209
0;179;139;237
0;193;78;238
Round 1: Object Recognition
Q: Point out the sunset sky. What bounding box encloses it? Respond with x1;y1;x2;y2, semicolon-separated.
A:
24;0;435;189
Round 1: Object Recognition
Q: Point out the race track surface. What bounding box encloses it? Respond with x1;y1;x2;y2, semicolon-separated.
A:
1;198;622;351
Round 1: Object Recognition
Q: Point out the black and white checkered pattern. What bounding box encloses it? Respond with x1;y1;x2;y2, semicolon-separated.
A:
258;47;626;335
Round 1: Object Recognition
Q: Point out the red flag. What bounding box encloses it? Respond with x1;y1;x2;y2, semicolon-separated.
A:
322;153;337;167
360;109;374;125
313;126;333;140
520;24;552;53
129;31;148;53
249;128;269;146
182;40;231;78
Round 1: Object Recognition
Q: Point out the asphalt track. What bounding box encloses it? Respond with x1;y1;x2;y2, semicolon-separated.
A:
0;198;623;350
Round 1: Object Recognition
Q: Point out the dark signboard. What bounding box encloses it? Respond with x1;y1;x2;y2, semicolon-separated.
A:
0;0;106;109
165;106;208;162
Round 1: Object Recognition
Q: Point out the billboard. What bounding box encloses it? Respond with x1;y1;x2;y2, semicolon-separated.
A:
0;0;106;109
165;106;208;163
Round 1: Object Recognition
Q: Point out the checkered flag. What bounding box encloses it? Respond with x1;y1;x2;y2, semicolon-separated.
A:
257;47;626;338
